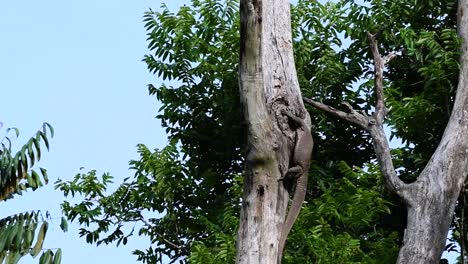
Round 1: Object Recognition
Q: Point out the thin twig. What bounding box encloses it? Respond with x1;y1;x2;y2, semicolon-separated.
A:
138;217;188;255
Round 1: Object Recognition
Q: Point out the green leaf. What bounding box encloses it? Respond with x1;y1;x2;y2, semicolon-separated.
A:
43;123;54;138
6;251;20;264
26;173;36;189
32;170;44;188
5;223;19;248
6;127;19;137
40;168;49;185
60;217;68;232
33;137;41;162
13;219;24;250
39;250;52;264
39;131;49;150
53;249;62;264
31;222;48;257
0;226;9;252
20;148;28;173
24;228;33;249
28;142;35;168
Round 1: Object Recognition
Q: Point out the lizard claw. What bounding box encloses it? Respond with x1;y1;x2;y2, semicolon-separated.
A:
281;109;292;115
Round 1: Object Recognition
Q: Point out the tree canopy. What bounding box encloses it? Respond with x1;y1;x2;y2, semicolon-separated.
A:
55;0;464;263
0;124;66;264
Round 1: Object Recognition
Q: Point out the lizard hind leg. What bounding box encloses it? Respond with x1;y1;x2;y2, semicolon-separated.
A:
285;166;303;179
278;166;303;181
279;166;304;193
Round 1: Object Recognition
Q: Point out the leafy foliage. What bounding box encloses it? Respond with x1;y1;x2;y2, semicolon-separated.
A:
0;124;65;264
282;161;399;263
0;212;64;264
142;0;243;179
56;0;464;262
0;124;53;201
56;0;397;262
56;141;243;264
292;0;459;260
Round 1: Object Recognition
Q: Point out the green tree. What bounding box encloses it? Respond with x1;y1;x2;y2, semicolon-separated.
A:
56;0;467;263
55;0;396;263
0;124;65;263
301;0;467;262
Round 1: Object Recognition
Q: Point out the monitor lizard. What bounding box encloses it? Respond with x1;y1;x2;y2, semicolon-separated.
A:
278;110;313;261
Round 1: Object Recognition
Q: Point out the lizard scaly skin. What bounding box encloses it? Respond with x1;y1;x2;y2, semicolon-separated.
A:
278;111;313;261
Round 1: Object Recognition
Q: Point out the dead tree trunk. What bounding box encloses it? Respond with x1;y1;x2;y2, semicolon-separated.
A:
304;0;468;263
236;0;313;263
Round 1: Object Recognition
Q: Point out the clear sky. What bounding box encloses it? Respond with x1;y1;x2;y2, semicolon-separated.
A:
0;0;188;263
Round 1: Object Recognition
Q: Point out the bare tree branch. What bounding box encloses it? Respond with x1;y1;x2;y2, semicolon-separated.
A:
367;125;405;195
366;32;395;124
304;96;405;195
303;97;369;129
366;32;404;195
303;32;406;197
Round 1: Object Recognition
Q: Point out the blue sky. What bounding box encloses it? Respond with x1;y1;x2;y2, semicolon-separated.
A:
0;0;188;263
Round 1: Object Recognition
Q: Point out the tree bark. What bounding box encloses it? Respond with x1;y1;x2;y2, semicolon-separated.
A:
397;1;468;262
396;184;462;263
304;1;468;262
236;0;312;263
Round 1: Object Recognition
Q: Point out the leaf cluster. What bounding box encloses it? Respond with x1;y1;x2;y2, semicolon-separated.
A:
337;0;459;178
56;141;242;264
280;161;399;264
0;212;65;264
0;124;65;264
0;124;53;201
57;0;463;262
143;0;243;181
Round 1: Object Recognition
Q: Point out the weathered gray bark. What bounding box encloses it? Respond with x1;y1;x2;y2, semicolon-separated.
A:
395;1;468;262
236;0;312;263
305;1;468;263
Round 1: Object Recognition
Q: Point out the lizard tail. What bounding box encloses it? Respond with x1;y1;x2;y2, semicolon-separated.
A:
278;175;308;261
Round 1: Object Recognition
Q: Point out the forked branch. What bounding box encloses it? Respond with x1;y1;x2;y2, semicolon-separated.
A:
304;32;406;197
367;32;396;124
